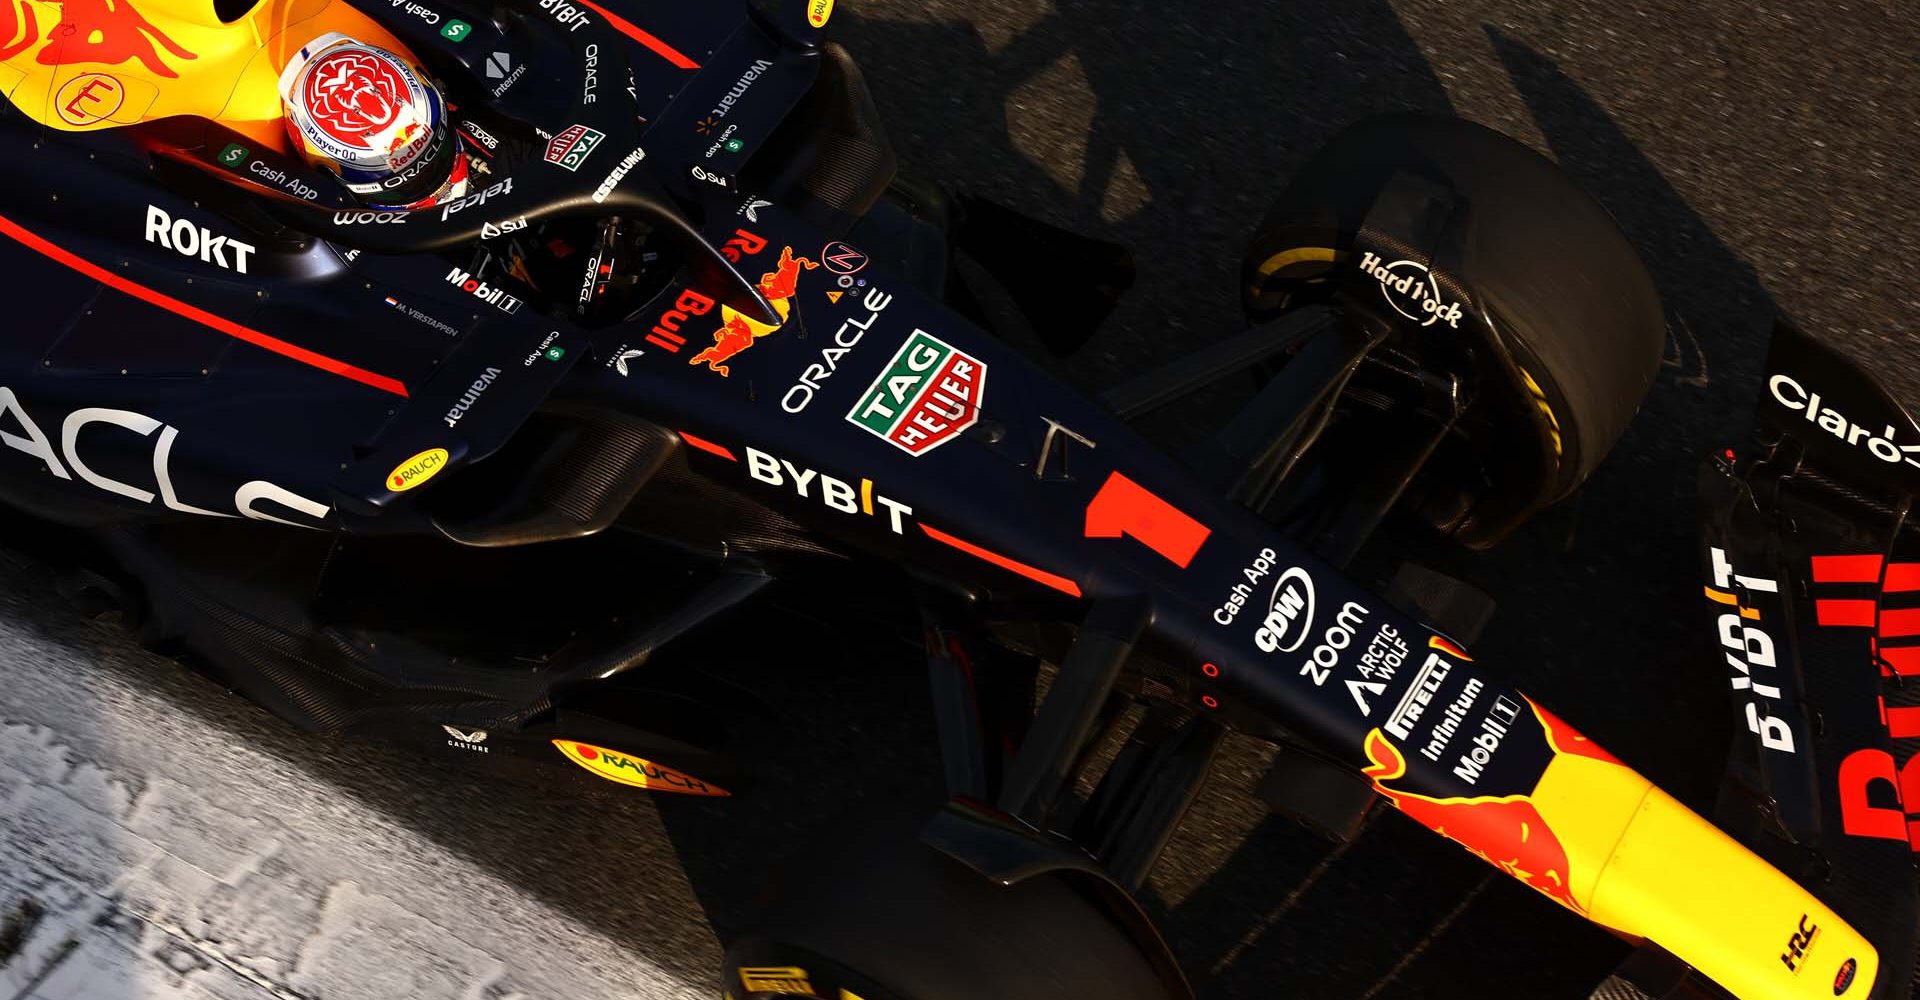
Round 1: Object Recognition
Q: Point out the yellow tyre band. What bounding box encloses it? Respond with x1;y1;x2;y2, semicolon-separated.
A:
1254;246;1340;277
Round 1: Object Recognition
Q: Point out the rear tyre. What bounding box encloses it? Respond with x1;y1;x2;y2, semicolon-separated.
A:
724;820;1180;1000
1242;113;1664;544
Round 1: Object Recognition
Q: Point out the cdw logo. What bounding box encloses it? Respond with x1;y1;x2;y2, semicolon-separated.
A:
719;228;766;263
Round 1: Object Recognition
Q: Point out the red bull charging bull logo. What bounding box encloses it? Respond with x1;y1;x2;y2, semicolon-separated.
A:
688;246;817;376
1364;715;1584;913
34;0;196;77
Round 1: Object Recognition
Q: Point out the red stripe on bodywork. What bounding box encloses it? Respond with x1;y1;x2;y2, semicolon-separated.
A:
1880;607;1920;637
573;0;701;69
677;431;736;461
1887;704;1920;740
0;214;408;397
1887;563;1920;592
1811;554;1884;584
1879;646;1920;676
920;523;1082;597
1817;599;1878;628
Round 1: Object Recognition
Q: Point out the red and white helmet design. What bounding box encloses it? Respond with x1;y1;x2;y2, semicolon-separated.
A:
279;32;454;204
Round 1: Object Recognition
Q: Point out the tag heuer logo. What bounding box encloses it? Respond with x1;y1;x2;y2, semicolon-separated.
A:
544;124;605;172
846;329;986;456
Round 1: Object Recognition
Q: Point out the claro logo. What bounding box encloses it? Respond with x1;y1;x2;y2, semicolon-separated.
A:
1253;567;1315;654
1769;373;1920;471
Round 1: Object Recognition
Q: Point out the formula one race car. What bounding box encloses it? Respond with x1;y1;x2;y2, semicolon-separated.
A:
0;0;1912;998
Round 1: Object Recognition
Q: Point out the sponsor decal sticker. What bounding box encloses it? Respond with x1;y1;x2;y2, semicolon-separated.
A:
699;58;771;132
388;447;449;492
216;142;249;167
56;72;125;125
807;0;833;26
439;176;513;222
484;50;525;96
1705;546;1794;753
553;739;728;795
1768;373;1920;472
442;725;487;753
782;286;892;413
689;247;816;376
609;347;644;375
143;205;256;274
745;446;913;534
1357;251;1463;329
443;366;501;427
846;330;985;455
537;0;590;31
0;386;329;526
646;288;712;353
738;968;815;996
1780;914;1819;974
591;144;645;201
439;18;471;40
245;158;319;200
444;266;522;313
1835;957;1857;995
1247;566;1314;653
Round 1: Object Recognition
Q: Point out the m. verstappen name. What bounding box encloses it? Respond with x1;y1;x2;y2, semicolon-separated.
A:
781;287;892;413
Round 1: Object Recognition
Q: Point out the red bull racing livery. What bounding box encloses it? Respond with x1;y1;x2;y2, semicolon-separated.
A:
0;0;1909;998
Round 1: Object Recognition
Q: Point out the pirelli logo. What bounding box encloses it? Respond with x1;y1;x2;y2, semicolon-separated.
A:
1384;652;1452;741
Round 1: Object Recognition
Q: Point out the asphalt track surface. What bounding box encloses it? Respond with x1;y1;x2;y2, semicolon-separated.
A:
1;1;1917;998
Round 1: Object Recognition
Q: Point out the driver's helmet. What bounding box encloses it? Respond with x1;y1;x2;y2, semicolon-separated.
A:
277;32;469;208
